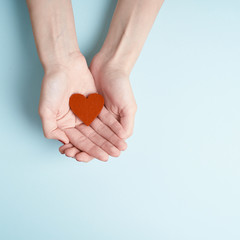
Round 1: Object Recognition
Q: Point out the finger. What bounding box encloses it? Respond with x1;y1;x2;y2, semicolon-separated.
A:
40;113;69;144
98;107;127;138
75;152;94;162
59;143;73;154
65;147;81;158
76;124;121;157
120;108;136;138
64;128;109;162
90;118;127;151
59;144;94;161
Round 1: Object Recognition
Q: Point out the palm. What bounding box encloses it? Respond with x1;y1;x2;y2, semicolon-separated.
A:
39;55;96;130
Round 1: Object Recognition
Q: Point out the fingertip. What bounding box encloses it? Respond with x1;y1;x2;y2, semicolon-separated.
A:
123;142;128;151
125;130;134;139
62;137;70;144
118;128;129;139
115;138;128;151
55;129;69;144
75;152;94;163
120;141;128;151
59;132;69;144
65;148;80;158
59;143;73;154
109;146;121;157
100;153;109;162
59;147;64;154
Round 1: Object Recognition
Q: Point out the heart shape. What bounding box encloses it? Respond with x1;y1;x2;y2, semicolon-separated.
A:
69;93;104;126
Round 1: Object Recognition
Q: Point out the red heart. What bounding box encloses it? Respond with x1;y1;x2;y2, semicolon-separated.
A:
69;93;104;126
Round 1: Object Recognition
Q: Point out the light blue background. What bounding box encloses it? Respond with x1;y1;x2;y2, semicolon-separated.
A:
1;0;240;239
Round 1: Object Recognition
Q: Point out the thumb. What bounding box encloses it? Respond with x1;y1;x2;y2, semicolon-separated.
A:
120;107;137;139
40;114;69;144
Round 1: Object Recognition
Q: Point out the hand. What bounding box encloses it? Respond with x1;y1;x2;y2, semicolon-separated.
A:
39;52;127;162
89;53;137;138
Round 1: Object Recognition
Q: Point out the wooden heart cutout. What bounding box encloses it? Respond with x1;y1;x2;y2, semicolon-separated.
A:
69;93;104;126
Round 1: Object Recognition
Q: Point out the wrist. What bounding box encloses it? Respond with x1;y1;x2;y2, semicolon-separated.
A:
43;50;85;73
27;0;80;72
95;49;133;77
40;46;81;70
90;51;131;84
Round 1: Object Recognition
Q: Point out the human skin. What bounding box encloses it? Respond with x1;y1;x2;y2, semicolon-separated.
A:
26;0;127;162
61;0;164;160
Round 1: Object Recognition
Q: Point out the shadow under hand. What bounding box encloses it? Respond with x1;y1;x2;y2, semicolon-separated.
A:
84;0;118;65
13;0;43;134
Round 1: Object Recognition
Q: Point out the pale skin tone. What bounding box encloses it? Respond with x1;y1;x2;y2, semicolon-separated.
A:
27;0;164;162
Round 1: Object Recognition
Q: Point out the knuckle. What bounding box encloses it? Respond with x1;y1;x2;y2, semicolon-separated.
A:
117;138;124;146
88;145;98;154
77;124;85;131
88;131;97;139
77;135;86;143
112;121;121;131
100;140;109;149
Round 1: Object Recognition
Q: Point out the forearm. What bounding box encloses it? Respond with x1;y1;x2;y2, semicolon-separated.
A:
26;0;79;70
99;0;164;74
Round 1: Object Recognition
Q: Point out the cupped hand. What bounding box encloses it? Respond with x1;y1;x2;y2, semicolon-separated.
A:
89;54;137;138
39;52;127;162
